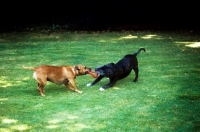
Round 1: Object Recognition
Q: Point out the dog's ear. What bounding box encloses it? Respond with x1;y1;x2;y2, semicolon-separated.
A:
74;66;80;71
107;62;115;67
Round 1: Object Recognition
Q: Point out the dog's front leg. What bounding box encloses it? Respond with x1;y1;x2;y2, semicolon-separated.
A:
87;75;104;87
67;79;82;93
100;76;119;91
64;83;77;92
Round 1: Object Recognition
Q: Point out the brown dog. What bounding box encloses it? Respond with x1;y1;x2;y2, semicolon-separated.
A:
22;64;92;96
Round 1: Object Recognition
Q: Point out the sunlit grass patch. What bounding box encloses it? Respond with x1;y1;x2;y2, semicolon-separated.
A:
175;41;200;48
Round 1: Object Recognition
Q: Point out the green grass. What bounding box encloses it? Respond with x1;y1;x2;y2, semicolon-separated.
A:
0;30;200;132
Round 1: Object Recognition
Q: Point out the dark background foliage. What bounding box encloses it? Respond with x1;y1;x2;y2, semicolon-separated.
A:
1;1;199;32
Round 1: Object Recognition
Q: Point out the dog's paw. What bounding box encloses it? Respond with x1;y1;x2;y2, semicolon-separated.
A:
133;79;138;82
76;90;83;94
87;83;92;87
99;87;105;91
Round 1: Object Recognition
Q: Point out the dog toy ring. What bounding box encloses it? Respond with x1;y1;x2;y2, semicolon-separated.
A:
88;71;98;78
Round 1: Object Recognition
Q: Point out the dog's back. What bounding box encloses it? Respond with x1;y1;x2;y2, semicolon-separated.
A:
116;48;145;80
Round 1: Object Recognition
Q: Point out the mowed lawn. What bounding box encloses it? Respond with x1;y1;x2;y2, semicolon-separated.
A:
0;30;199;132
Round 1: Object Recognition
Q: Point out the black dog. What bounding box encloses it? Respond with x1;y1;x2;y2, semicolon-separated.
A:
87;48;145;91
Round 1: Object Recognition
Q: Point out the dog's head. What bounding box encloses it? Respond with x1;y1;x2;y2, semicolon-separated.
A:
74;64;92;75
95;63;118;77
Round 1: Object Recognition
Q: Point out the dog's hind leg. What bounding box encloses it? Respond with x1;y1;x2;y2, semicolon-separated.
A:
133;67;139;82
36;77;47;96
33;72;46;96
37;83;46;96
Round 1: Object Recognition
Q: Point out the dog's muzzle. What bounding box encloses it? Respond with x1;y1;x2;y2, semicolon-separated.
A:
95;70;104;76
85;68;92;74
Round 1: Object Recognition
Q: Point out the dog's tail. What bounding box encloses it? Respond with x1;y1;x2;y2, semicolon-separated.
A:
133;48;145;56
22;65;35;71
